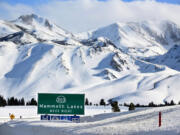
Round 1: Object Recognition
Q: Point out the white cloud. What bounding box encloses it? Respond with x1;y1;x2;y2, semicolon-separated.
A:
0;2;34;20
0;0;180;32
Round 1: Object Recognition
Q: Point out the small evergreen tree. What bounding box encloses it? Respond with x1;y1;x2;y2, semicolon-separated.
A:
31;98;37;105
164;101;169;106
170;100;175;106
178;101;180;105
26;98;37;106
20;98;25;105
85;98;89;105
111;101;120;112
26;102;29;105
0;95;7;107
136;103;140;107
148;101;155;107
129;103;135;111
8;97;15;105
100;99;106;106
14;98;18;105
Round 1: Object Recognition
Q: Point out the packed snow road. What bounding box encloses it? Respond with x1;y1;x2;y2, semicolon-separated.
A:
0;105;180;135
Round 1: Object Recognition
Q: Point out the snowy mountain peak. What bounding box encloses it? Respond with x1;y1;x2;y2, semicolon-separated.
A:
17;14;52;30
6;14;74;42
78;20;180;58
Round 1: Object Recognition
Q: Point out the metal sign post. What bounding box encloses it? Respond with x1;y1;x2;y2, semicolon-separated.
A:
159;112;161;127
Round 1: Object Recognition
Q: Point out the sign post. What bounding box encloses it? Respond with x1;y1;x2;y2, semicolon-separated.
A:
159;111;161;127
38;93;85;115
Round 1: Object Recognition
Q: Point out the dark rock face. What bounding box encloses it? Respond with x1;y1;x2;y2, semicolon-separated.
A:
52;40;69;45
18;14;53;30
44;19;52;30
111;53;128;72
0;31;25;44
164;22;180;42
18;14;38;25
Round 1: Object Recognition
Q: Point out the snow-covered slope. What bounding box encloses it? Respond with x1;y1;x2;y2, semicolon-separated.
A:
78;21;180;57
148;44;180;71
0;14;76;45
13;14;73;40
0;14;180;104
0;20;20;38
0;105;180;135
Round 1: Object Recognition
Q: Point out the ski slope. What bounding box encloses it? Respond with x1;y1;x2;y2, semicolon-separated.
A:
0;105;180;135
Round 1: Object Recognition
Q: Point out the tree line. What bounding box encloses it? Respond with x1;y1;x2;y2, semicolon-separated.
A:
85;98;180;112
1;95;179;111
85;98;106;106
124;100;178;108
0;95;37;107
85;98;180;107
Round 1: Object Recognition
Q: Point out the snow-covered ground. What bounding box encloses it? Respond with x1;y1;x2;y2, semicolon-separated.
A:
0;105;180;135
0;105;113;119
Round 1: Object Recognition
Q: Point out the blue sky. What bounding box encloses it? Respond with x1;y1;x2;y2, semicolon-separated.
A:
1;0;180;5
123;0;180;4
0;0;180;32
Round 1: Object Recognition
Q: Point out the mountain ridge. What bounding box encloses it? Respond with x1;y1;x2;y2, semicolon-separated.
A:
0;14;180;104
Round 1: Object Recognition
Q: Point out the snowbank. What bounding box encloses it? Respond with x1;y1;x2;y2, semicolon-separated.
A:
0;105;180;135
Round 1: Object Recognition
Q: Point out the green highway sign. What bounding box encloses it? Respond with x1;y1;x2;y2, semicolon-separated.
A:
38;93;85;115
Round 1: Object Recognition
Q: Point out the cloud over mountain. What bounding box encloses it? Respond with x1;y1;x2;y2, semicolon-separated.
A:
0;0;180;32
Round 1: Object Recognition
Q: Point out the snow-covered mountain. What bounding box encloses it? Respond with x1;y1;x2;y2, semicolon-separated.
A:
78;21;180;57
148;44;180;71
0;14;180;104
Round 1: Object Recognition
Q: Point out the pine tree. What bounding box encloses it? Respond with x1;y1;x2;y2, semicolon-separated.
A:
31;98;37;105
8;97;15;105
14;98;18;105
170;100;175;106
85;98;89;105
164;101;169;106
129;103;135;111
100;99;106;106
148;101;155;107
26;98;37;106
111;101;120;112
0;95;6;107
20;98;25;105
